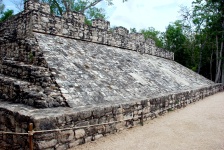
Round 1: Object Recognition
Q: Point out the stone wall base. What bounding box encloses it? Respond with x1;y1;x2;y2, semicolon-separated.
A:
0;84;223;150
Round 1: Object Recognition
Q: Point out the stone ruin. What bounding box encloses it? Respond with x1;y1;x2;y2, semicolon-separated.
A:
0;0;223;149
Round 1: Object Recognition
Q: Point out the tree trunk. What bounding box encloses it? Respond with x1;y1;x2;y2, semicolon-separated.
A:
197;41;203;73
197;37;207;74
215;35;219;76
215;37;223;83
210;51;213;80
222;61;224;84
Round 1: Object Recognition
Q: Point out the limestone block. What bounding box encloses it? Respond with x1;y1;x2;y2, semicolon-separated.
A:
95;125;105;134
36;139;58;149
55;144;67;150
79;111;92;120
135;33;145;42
62;29;69;35
92;108;105;118
63;11;85;24
85;136;92;143
75;129;85;139
95;134;103;140
69;139;82;147
89;119;98;125
115;114;124;121
75;121;89;127
92;19;110;30
114;107;123;114
42;4;50;14
115;122;125;130
124;112;133;120
56;116;65;125
113;26;129;36
35;133;56;141
143;107;150;114
59;130;74;143
98;116;107;124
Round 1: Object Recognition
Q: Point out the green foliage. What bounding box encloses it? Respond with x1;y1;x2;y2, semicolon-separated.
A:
167;0;224;82
86;7;106;20
38;0;111;15
38;0;107;25
28;51;34;62
9;0;128;24
164;20;191;66
130;28;137;33
0;9;14;22
140;27;164;48
0;0;14;23
0;0;14;22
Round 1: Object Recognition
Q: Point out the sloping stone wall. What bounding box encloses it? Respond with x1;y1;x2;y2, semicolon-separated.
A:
35;33;215;108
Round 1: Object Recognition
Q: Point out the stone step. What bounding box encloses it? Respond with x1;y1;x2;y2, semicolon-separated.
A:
0;74;66;108
0;59;54;87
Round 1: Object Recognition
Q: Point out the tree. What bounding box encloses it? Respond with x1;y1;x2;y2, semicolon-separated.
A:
0;0;14;22
171;0;224;83
192;0;224;83
0;9;14;22
130;28;137;33
11;0;125;15
9;0;127;25
140;27;163;48
179;6;199;71
163;20;191;67
70;0;106;25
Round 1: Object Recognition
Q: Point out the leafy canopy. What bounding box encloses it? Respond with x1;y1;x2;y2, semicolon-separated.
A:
0;0;14;22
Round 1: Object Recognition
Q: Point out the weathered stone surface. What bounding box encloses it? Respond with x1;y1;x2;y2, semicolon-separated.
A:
55;144;67;150
69;139;82;148
92;19;110;30
0;84;223;149
35;33;215;108
95;134;103;140
59;130;74;143
75;129;86;139
36;139;57;149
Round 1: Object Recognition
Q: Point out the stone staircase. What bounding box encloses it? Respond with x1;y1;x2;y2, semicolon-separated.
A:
1;59;53;87
0;52;67;108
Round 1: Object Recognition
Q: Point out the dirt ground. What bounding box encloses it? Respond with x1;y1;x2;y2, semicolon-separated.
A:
70;92;224;150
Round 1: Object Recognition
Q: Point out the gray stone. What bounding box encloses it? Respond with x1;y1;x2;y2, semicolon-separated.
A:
95;134;103;140
59;130;74;143
75;129;86;139
116;114;124;121
36;139;58;149
55;144;68;150
69;139;82;148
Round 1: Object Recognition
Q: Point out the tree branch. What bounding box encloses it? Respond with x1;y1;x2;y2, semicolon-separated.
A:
80;0;102;13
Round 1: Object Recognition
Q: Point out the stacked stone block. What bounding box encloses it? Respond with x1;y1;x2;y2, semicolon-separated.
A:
0;2;67;108
92;19;110;30
0;84;223;149
22;0;174;60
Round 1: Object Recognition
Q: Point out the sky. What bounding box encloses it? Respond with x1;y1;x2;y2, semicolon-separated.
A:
105;0;193;32
3;0;193;32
